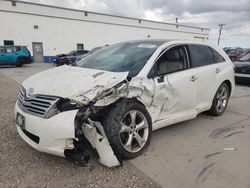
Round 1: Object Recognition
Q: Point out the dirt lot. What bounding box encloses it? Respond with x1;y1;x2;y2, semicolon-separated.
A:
0;73;159;188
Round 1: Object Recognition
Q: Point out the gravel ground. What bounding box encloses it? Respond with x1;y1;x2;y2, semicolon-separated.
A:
0;73;160;188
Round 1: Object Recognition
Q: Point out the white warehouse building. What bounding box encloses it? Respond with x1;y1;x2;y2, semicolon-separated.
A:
0;0;210;63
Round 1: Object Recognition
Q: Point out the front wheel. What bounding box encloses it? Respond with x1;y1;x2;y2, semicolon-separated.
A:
208;83;229;116
103;100;152;159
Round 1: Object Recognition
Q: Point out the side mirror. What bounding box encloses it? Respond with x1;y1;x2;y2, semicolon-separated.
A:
157;74;164;83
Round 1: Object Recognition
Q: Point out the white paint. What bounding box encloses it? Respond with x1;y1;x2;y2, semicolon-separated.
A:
22;65;128;104
14;40;235;167
224;148;237;151
0;0;209;56
14;103;77;157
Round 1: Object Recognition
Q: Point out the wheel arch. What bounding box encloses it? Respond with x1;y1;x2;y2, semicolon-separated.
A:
89;97;150;124
223;80;232;96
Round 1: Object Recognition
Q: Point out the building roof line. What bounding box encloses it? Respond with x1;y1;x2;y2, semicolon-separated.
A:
0;9;210;36
6;0;210;31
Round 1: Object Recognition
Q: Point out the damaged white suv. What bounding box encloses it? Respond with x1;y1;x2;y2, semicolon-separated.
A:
15;40;235;167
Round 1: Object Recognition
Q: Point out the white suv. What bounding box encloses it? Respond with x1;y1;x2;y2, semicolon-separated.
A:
15;40;235;167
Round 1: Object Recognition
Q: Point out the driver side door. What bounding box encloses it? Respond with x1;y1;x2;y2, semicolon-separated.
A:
151;45;197;130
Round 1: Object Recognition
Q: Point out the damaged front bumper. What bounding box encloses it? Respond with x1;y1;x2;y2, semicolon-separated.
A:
14;103;121;167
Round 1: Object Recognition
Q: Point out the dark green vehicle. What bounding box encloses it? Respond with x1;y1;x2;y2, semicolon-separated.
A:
0;46;32;66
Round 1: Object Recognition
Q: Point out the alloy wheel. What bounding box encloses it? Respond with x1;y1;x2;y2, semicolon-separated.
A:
216;86;228;113
119;110;149;153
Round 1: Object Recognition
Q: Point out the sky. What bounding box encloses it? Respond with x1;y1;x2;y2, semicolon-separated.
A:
23;0;250;48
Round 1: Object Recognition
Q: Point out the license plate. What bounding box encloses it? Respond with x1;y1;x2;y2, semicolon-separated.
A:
16;113;25;129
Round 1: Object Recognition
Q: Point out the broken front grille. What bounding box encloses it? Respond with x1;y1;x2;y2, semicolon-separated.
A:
17;87;60;118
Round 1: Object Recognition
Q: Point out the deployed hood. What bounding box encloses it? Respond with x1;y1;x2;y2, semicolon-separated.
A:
22;65;128;103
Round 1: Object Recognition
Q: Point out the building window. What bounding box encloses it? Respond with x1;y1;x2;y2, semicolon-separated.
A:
3;40;14;45
12;1;16;6
34;25;39;29
77;43;84;50
85;12;88;16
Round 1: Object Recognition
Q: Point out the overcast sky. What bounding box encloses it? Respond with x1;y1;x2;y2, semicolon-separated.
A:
24;0;250;48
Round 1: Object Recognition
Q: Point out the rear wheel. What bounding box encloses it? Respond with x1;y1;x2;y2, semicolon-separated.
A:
208;83;229;116
103;100;152;159
16;61;23;67
16;57;25;67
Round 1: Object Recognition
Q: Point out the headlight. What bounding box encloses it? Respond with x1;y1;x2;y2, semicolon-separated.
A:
45;99;84;118
57;99;84;111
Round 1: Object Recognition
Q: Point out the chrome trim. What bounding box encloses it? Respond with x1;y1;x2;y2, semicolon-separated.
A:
17;87;60;118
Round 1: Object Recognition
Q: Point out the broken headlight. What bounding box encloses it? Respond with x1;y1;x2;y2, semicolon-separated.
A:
46;99;84;118
57;99;84;111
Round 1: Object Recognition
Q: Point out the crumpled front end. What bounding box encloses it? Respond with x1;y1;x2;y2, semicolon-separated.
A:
15;67;160;167
14;93;122;168
14;103;77;157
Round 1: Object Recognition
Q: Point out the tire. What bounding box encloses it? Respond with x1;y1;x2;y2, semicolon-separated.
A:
16;61;23;67
103;99;152;160
65;59;70;65
208;83;229;116
16;57;24;67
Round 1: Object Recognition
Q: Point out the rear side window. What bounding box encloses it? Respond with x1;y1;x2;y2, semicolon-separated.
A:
188;45;215;67
75;51;85;56
6;47;13;53
210;48;225;63
12;47;21;52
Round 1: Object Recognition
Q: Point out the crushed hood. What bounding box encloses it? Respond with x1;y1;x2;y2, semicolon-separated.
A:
22;65;128;103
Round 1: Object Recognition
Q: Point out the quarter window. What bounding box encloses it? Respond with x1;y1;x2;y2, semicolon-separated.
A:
189;45;214;67
210;48;225;63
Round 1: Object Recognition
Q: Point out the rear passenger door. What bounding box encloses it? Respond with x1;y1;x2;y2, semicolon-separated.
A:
187;45;217;112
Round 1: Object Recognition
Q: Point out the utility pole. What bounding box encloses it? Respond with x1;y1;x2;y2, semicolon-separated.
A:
218;24;225;45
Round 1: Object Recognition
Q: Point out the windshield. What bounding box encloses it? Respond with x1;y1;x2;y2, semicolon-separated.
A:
77;41;162;77
239;53;250;62
68;50;76;56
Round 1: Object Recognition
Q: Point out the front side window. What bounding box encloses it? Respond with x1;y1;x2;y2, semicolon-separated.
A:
189;45;214;67
157;46;187;75
77;41;163;77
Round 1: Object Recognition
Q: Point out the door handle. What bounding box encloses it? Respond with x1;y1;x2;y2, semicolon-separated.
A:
216;68;221;73
190;75;198;82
